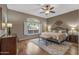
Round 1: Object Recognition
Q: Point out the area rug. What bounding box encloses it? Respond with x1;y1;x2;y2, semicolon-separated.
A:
31;38;73;55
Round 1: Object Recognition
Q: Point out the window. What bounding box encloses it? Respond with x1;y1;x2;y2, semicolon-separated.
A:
24;18;41;35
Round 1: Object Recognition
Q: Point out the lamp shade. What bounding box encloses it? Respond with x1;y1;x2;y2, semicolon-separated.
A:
2;23;12;28
2;23;6;28
71;27;75;30
7;23;12;28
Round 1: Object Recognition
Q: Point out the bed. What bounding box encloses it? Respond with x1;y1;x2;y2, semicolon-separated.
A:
40;27;68;44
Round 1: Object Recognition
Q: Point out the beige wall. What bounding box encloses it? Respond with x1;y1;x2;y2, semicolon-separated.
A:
47;10;79;30
7;9;79;40
8;9;46;40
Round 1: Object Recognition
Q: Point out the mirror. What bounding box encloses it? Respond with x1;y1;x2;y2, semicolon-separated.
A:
0;4;8;36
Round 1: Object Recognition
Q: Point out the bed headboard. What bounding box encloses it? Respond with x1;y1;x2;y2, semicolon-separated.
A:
51;27;68;33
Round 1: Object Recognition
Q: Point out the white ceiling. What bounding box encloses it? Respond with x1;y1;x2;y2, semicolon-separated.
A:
7;4;79;18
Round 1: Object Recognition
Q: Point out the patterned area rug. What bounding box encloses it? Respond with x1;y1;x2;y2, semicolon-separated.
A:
31;38;73;55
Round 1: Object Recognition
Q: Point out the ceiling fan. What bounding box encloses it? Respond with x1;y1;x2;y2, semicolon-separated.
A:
40;4;55;15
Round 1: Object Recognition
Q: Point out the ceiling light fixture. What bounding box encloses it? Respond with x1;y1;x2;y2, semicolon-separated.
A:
40;4;55;15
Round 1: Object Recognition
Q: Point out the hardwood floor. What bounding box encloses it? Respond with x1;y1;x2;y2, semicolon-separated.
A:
65;43;78;55
18;39;48;55
18;39;78;55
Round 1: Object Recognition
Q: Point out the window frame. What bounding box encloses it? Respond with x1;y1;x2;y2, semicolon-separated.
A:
24;18;41;35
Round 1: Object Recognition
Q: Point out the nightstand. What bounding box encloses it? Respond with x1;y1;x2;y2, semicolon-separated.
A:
67;34;78;43
0;35;17;55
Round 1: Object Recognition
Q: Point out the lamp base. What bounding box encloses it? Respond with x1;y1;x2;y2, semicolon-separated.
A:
7;27;11;35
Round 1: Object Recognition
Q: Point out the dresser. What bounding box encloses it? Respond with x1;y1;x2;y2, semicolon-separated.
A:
67;34;78;43
0;35;17;55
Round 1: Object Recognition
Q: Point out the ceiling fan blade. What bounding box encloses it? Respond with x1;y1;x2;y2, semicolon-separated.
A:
50;7;54;10
41;7;46;10
50;11;55;13
40;12;44;13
